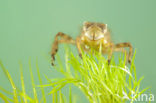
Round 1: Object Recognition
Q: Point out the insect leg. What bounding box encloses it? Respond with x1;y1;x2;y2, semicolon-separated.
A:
76;36;83;58
51;32;75;66
115;42;133;64
107;43;114;65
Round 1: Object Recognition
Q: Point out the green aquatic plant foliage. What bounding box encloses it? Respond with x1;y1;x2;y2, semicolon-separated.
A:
41;48;148;103
0;60;73;103
0;48;148;103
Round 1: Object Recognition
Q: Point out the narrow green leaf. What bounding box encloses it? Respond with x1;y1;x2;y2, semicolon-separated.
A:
69;86;72;103
36;60;46;103
19;63;27;103
0;61;19;103
29;60;38;103
0;92;9;103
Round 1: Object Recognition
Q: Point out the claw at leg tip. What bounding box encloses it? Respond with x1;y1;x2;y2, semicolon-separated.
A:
108;60;111;65
51;62;55;66
79;54;82;59
128;59;131;64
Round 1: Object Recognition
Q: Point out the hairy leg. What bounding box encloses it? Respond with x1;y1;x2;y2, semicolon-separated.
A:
76;36;83;58
107;43;114;65
51;32;75;66
115;42;133;64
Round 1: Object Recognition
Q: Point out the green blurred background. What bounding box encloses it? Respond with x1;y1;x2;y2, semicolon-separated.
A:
0;0;156;102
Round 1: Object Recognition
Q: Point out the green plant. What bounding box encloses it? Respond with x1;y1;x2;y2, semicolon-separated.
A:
0;48;148;103
40;48;148;103
0;60;72;103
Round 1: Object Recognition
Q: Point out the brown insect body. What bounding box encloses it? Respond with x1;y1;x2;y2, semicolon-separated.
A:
51;22;132;66
80;22;111;53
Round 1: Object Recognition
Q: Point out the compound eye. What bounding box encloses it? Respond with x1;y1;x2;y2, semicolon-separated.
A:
98;25;104;30
97;24;105;31
83;22;93;30
86;23;93;29
99;24;108;33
